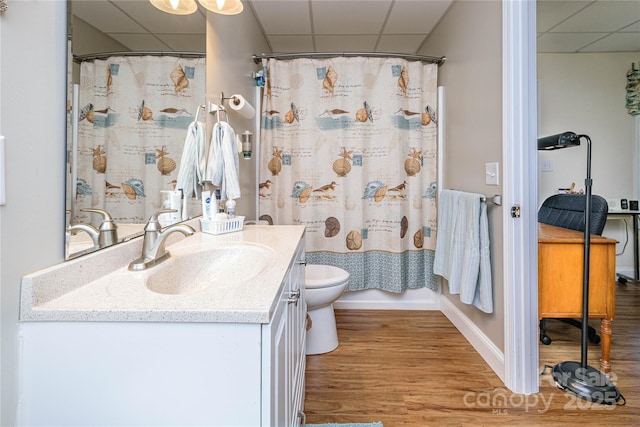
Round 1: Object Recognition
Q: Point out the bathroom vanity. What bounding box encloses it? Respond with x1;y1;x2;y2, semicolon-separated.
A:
19;224;307;427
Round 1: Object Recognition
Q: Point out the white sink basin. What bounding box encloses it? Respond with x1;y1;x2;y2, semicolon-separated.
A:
145;243;276;295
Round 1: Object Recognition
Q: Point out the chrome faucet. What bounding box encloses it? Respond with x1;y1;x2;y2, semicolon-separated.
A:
128;209;195;271
67;208;118;249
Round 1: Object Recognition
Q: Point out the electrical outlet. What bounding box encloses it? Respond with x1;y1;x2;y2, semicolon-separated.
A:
541;159;553;172
485;162;499;186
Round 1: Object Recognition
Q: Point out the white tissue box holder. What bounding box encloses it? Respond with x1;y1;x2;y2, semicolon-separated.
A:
200;216;245;235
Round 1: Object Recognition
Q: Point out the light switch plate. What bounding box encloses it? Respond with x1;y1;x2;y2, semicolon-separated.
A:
485;162;499;186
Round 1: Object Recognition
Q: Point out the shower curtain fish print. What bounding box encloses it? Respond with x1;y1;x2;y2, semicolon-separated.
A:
259;57;439;293
74;55;206;226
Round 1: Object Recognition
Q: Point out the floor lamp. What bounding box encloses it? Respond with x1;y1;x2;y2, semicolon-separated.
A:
538;131;621;405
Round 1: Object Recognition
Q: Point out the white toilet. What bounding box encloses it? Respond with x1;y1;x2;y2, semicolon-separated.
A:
305;264;350;355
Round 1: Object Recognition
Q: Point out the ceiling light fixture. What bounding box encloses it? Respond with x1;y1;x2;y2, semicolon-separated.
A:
198;0;244;15
150;0;198;15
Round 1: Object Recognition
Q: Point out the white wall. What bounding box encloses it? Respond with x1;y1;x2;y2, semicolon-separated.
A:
538;53;638;275
0;2;67;425
420;0;505;352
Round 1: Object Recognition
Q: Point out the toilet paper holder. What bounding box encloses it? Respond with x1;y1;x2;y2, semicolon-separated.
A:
209;91;255;120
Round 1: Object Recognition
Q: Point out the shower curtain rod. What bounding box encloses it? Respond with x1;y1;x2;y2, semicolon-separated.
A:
74;51;205;63
252;52;446;65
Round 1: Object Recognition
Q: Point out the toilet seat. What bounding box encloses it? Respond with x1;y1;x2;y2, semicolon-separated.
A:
305;265;350;289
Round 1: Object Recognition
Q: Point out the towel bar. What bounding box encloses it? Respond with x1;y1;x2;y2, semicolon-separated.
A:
481;194;502;206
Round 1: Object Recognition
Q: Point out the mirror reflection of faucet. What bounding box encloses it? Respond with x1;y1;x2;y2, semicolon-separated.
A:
67;208;118;249
128;208;195;271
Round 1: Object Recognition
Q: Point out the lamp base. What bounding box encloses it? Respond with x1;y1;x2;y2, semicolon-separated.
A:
552;361;620;405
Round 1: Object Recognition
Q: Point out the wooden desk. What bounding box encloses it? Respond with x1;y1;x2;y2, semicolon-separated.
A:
538;223;617;373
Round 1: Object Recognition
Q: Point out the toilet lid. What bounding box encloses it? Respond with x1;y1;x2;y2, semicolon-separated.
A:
305;264;350;289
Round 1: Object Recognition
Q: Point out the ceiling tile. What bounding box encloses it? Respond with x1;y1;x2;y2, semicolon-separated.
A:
314;35;379;52
156;34;208;52
551;0;640;33
114;0;207;34
267;35;315;53
312;0;391;35
384;0;452;34
621;21;640;32
71;0;146;33
536;1;592;33
579;32;640;52
537;33;608;53
108;34;174;52
376;34;427;54
250;0;311;34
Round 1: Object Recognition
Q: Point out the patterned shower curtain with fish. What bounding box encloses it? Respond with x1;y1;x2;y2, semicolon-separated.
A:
259;57;439;292
74;55;206;226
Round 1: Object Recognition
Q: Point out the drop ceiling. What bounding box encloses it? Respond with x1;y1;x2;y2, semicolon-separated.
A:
70;0;640;56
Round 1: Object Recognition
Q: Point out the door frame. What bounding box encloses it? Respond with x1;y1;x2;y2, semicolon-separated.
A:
502;0;539;394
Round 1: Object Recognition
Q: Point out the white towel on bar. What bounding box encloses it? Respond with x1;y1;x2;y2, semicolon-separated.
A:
204;121;241;201
176;120;206;200
434;189;493;313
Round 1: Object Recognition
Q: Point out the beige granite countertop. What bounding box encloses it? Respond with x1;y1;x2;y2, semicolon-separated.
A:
21;223;305;323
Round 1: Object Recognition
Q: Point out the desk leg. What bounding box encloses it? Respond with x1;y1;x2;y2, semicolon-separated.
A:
634;214;639;281
599;319;612;373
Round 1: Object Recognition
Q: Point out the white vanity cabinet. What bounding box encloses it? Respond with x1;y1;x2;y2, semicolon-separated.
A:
18;226;307;427
265;239;307;427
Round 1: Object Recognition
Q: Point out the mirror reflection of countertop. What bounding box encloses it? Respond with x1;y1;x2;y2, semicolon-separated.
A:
22;222;305;324
67;223;147;258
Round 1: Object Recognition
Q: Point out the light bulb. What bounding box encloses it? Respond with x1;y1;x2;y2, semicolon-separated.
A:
150;0;198;15
198;0;243;15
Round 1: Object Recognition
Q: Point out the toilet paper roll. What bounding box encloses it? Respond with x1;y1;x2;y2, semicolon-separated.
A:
229;94;256;119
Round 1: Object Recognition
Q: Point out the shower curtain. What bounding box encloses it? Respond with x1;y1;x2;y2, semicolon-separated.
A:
74;55;206;225
259;57;439;292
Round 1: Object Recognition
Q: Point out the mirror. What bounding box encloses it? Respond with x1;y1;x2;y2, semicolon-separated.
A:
66;0;207;259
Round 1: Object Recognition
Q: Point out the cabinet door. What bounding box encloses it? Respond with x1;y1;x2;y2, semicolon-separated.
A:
265;286;289;427
288;242;307;426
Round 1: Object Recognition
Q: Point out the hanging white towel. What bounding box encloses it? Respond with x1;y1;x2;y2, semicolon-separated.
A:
204;121;241;201
176;120;206;200
434;189;493;313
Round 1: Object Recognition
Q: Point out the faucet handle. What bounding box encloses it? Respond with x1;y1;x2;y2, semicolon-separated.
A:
81;208;117;231
146;209;178;231
81;208;114;220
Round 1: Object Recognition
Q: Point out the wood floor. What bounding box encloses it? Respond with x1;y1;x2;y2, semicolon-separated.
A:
304;282;640;426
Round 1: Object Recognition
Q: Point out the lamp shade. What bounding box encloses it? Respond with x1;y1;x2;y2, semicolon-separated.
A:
199;0;244;15
538;131;581;150
150;0;198;15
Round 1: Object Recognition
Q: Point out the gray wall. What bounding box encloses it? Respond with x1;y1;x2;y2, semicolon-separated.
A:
1;2;67;425
206;11;270;219
420;0;505;351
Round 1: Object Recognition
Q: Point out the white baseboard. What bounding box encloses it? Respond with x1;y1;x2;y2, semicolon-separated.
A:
439;295;505;382
333;287;440;310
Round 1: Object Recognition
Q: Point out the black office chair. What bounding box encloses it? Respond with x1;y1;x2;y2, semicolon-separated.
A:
538;193;609;345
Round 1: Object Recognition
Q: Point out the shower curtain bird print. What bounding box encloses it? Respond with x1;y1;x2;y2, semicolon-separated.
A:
74;56;205;226
259;57;439;292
